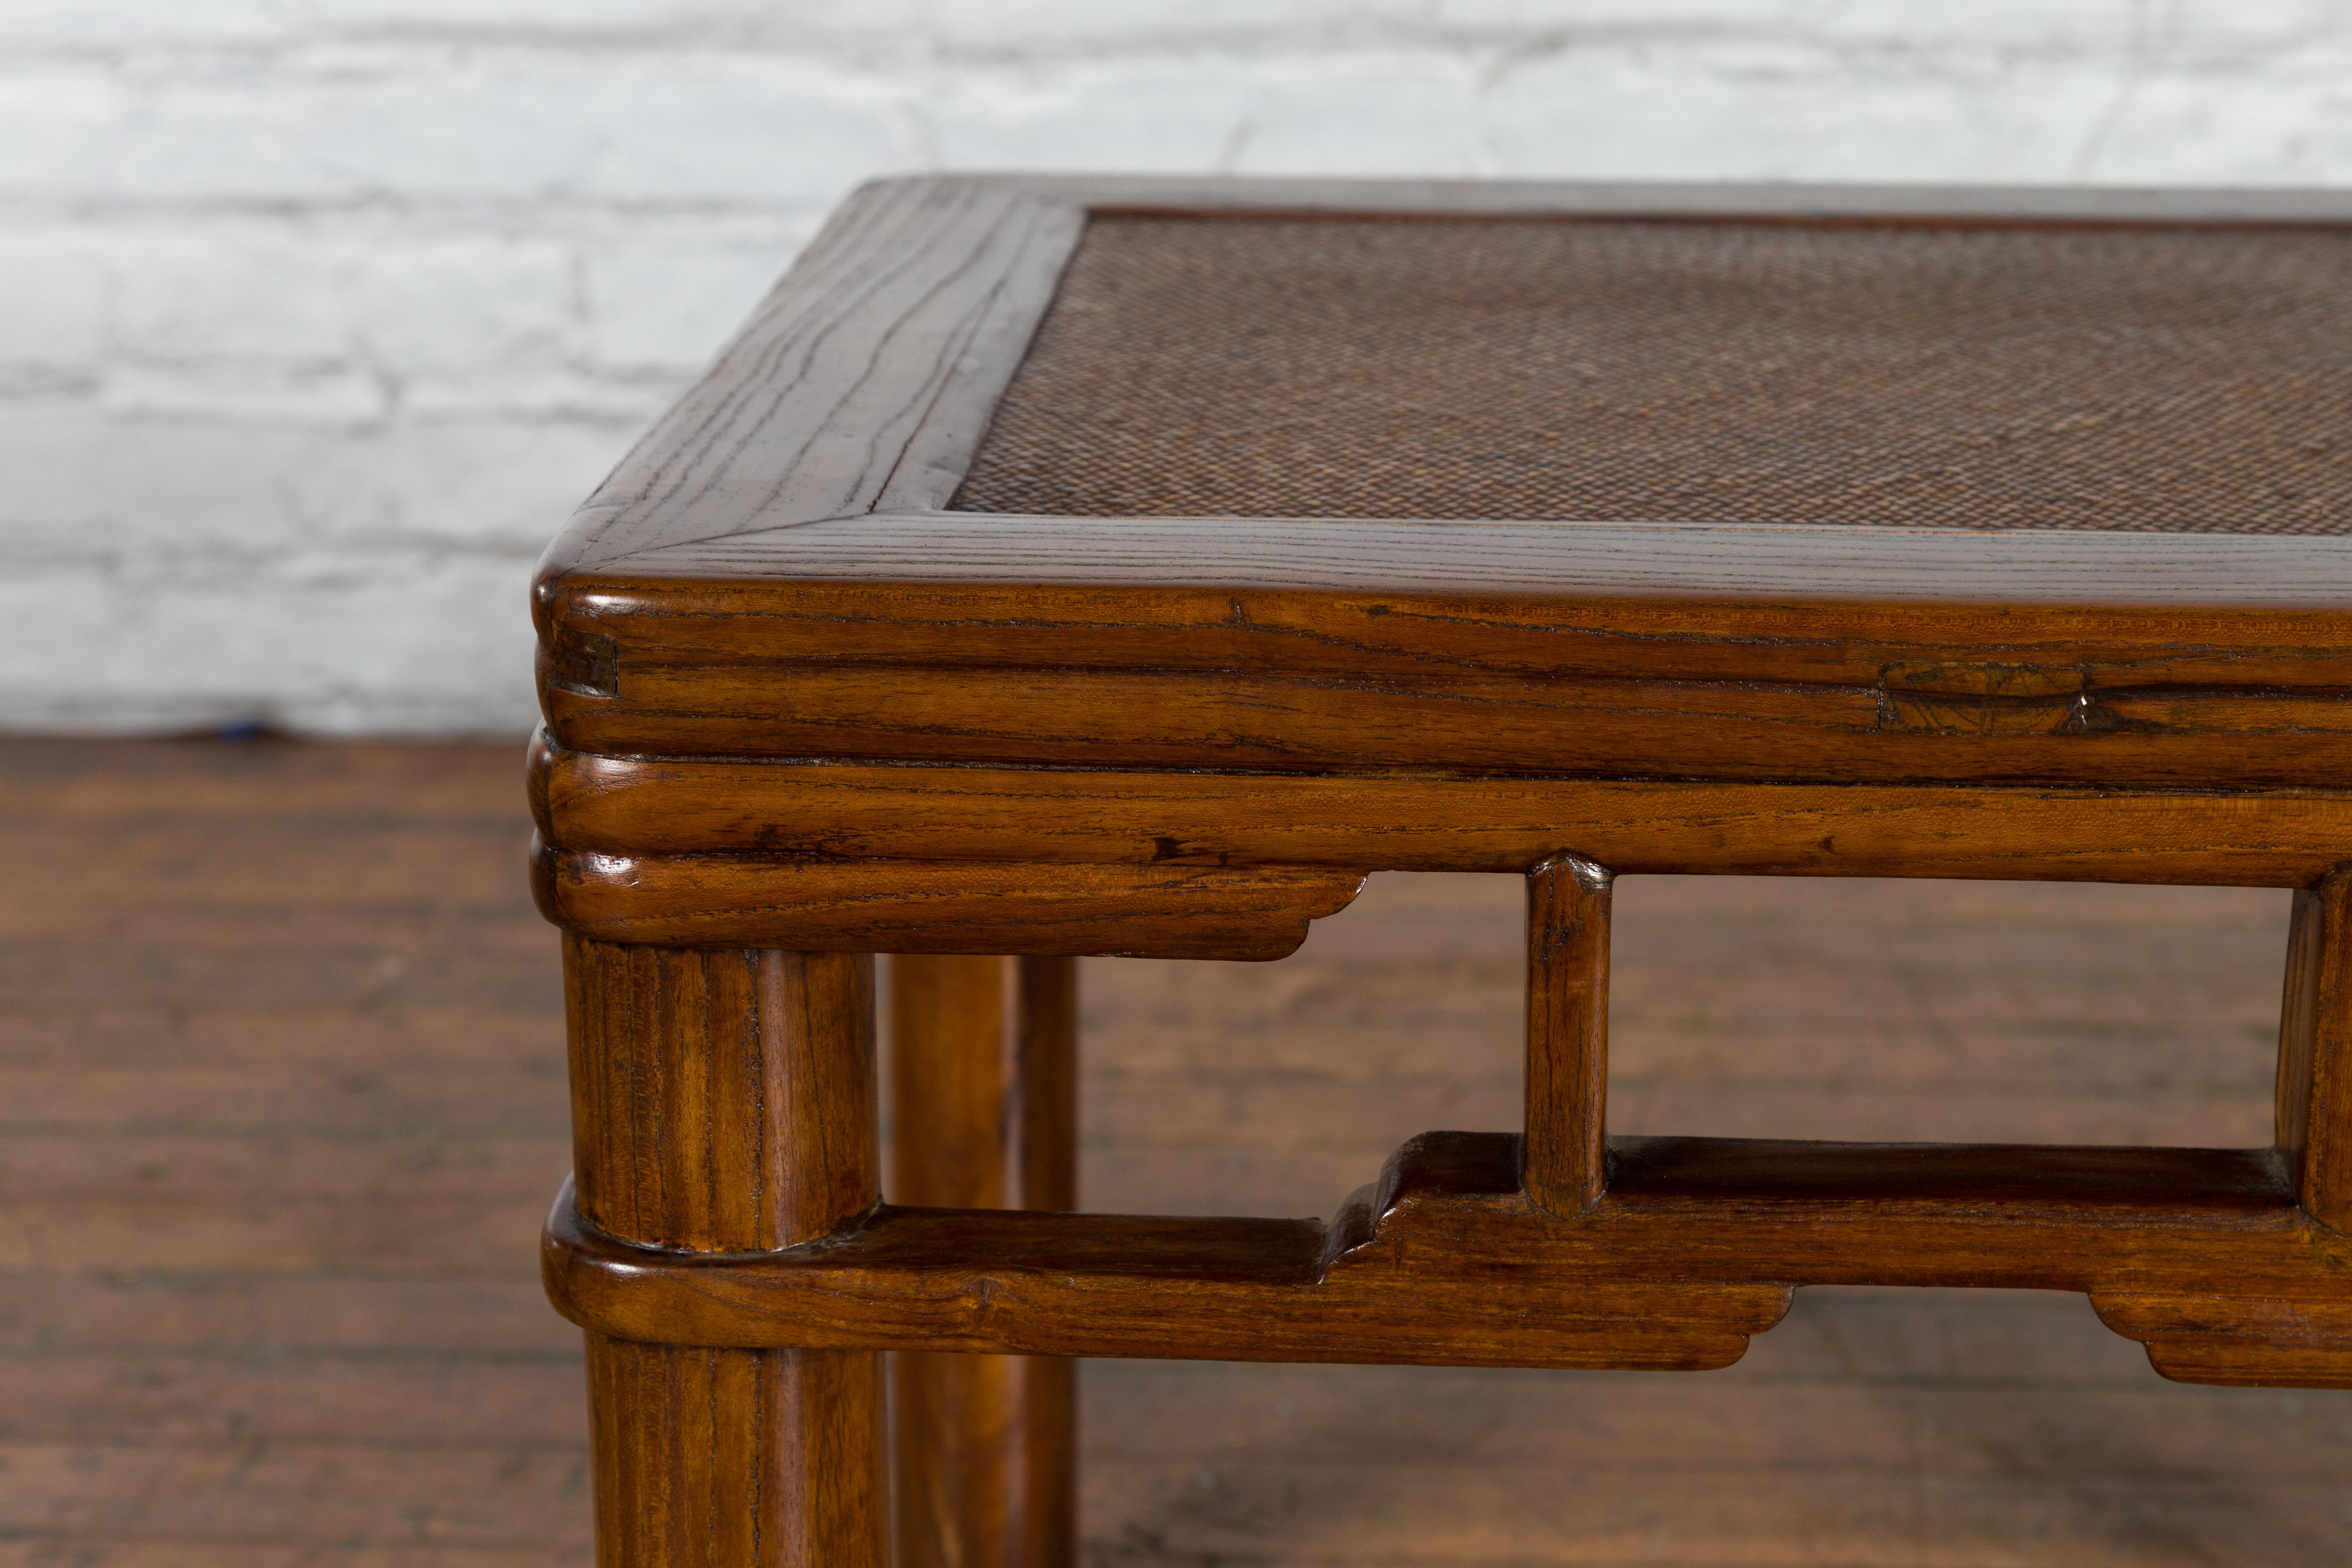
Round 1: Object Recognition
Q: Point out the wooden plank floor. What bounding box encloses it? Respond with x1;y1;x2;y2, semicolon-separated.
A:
4;737;2347;1566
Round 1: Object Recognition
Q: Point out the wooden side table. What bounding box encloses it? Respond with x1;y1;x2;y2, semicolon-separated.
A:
531;175;2352;1567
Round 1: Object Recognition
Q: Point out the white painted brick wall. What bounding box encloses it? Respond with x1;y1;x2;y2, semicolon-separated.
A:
6;0;2352;734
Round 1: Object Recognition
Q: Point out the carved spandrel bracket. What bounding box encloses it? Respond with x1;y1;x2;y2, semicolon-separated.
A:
531;834;1366;960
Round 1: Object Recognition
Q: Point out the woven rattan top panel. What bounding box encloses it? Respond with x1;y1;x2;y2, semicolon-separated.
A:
950;215;2352;533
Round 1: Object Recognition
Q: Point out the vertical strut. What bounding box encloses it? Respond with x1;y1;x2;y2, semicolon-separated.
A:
1524;856;1614;1216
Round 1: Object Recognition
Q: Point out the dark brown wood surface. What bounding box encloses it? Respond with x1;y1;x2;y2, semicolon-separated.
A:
2278;870;2352;1231
541;178;1081;579
535;741;2352;893
544;828;2352;1394
1523;858;1611;1215
540;536;2352;790
533;837;1366;959
545;1129;2352;1384
565;938;885;1568
889;956;1077;1568
533;175;2352;787
17;736;2352;1564
539;172;2352;575
542;624;2352;788
542;530;2352;693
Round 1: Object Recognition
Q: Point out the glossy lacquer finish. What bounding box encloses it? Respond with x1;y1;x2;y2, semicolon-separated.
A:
534;174;2352;1568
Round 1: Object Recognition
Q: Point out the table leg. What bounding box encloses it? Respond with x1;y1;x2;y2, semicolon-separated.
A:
889;955;1078;1568
564;936;887;1567
2279;869;2352;1231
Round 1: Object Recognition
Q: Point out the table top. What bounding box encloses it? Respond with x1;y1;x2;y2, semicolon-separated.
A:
534;175;2352;788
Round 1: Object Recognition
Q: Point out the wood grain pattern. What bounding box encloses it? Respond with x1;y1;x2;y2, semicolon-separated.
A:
525;172;2352;1556
1523;858;1611;1216
891;957;1019;1211
2277;869;2352;1231
544;1175;1788;1373
536;839;1366;959
888;956;1077;1568
564;939;878;1249
584;1338;884;1568
545;1130;2352;1387
544;652;2352;788
541;557;2352;692
24;736;2342;1565
535;173;2352;596
891;1354;1073;1568
539;180;1079;579
541;527;2352;789
534;743;2352;890
564;939;884;1568
536;174;2352;591
533;176;2352;781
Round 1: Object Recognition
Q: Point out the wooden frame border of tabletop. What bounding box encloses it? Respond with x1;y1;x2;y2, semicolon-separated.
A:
530;176;2352;1568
